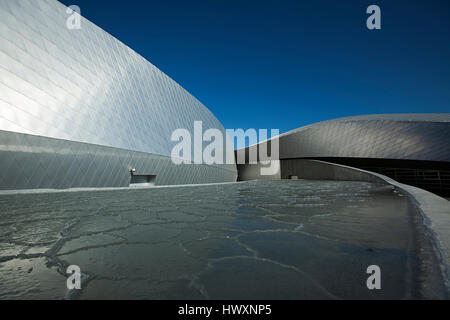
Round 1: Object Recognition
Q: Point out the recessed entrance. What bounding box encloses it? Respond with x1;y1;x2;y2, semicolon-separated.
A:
130;174;156;187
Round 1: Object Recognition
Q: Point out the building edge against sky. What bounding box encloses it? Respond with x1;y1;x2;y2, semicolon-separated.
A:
0;0;237;190
237;114;450;197
0;0;449;193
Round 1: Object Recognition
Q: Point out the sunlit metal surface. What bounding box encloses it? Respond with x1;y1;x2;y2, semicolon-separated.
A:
241;114;450;162
0;0;236;189
278;114;450;161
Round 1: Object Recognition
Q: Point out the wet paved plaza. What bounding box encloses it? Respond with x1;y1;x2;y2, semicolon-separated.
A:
0;180;445;299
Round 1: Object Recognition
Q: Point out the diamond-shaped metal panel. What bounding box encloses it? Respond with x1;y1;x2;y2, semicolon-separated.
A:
0;0;237;190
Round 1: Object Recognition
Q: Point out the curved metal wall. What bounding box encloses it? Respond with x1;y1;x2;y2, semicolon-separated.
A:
236;114;450;185
279;115;450;162
0;0;236;188
0;130;237;190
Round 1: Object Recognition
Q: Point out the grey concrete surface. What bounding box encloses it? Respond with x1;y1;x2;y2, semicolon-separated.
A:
0;180;443;299
293;159;450;295
236;161;281;181
280;159;386;183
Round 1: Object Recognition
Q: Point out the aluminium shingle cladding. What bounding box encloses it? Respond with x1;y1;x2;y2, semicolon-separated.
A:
279;114;450;162
0;0;237;188
0;130;236;190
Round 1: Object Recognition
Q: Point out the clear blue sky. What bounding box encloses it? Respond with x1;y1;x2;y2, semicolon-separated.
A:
59;0;450;134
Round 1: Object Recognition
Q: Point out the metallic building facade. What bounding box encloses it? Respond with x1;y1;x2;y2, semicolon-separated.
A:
0;0;237;190
277;114;450;162
237;114;450;195
239;114;450;163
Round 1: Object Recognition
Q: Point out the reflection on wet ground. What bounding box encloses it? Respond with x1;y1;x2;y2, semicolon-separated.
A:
0;180;445;299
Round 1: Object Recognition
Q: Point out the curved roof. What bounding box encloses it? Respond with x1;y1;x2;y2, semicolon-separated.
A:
240;114;450;163
281;114;450;138
276;114;450;162
319;113;450;122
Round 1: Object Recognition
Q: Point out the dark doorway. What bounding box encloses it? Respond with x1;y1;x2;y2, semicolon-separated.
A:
130;174;157;187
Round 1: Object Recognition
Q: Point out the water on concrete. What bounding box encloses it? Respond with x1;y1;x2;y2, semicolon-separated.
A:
0;180;446;299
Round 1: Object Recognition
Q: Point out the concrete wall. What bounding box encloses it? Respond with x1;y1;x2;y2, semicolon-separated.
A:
286;159;450;295
281;159;387;183
237;161;281;181
237;157;450;295
237;158;386;184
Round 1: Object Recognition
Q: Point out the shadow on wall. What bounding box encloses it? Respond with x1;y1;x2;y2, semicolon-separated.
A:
237;158;450;197
237;159;384;184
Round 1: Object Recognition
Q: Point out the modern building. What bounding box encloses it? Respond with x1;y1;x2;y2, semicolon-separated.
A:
0;0;237;190
1;1;449;196
237;114;450;196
